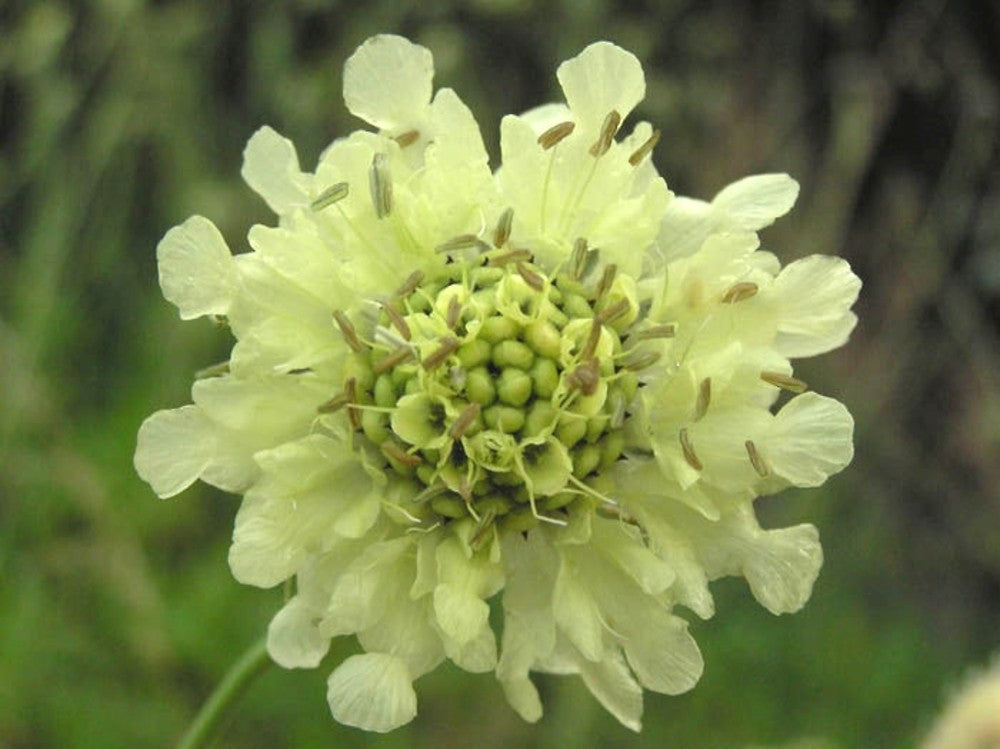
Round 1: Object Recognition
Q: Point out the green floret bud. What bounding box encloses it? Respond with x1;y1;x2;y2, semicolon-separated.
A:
572;442;602;478
361;409;390;444
497;367;533;406
524;319;562;359
530;358;559;398
523;400;558;437
458;338;491;369
373;373;397;408
492;340;535;370
465;366;496;405
556;416;587;449
479;315;519;343
484;404;526;433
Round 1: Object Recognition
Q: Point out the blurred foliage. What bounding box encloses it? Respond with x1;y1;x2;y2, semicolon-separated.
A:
1;0;998;747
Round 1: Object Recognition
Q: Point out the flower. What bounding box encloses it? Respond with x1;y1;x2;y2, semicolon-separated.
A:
135;35;860;733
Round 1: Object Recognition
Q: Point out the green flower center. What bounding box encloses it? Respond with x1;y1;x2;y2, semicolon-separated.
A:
336;247;649;533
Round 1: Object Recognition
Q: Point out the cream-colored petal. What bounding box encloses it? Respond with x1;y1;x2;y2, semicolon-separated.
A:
156;216;236;320
762;392;855;487
742;523;823;614
577;648;644;732
326;653;417;733
518;102;573;137
343;34;433;130
557;41;645;132
771;255;862;357
267;596;328;668
433;583;489;645
134;405;215;498
241;126;311;215
621;610;703;695
711;173;799;230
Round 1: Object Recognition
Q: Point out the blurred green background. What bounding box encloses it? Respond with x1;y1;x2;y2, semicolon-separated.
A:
1;0;998;746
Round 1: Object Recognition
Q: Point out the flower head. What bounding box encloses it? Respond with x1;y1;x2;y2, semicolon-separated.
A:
135;35;860;732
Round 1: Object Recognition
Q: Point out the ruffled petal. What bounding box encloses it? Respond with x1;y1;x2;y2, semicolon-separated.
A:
343;34;433;131
763;392;855;488
557;41;645;132
326;653;417;733
241;126;312;214
156;216;236;320
267;596;329;668
711;173;799;230
578;648;644;732
134;405;215;498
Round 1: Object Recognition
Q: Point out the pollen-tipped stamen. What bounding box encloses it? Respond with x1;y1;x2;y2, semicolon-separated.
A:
537;120;575;149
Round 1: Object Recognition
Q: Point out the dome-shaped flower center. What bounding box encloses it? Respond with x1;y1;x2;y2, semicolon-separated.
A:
328;243;670;534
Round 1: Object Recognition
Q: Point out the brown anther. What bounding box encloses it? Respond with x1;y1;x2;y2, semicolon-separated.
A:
487;248;533;266
594;263;618;300
597;297;630;324
422;337;460;371
589;110;621;157
628;129;661;166
722;282;759;304
373;346;415;375
569;237;591;279
316;392;350;414
516;261;545;291
632;323;677;340
745;440;770;477
369;153;392;219
195;361;230;379
446;296;463;330
493;207;514;247
333;310;365;352
394;270;424;298
580;318;603;359
760;371;808;393
623;349;662;372
679;428;703;471
435;233;486;255
394;129;420;147
310;182;349;211
449;403;481;440
382;303;411;341
537;120;576;149
381;441;422;468
344;378;361;429
567;358;600;395
695;377;712;421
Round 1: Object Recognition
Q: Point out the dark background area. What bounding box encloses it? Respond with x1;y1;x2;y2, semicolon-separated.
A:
1;0;998;746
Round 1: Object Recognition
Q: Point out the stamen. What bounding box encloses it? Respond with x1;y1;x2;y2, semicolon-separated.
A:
622;349;662;372
345;377;361;430
608;388;627;429
745;439;770;477
569;237;591;280
493;207;514;247
537;120;576;149
446;296;463;329
695;377;711;421
488;248;533;266
516;261;545;291
394;270;424;298
628;129;661;166
382;303;411;341
435;233;487;255
422;337;460;371
632;323;676;340
580;318;602;359
589;110;621;157
411;482;448;504
394;129;419;147
470;508;497;550
567;358;600;395
449;403;481;440
316;392;350;414
722;282;759;304
195;361;230;379
760;371;808;393
310;182;349;211
333;311;365;352
594;263;617;300
597;297;630;324
373;346;416;375
369;153;392;218
679;428;703;470
382;441;422;468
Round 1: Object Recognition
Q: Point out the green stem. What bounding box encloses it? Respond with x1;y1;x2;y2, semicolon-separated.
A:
177;636;271;749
